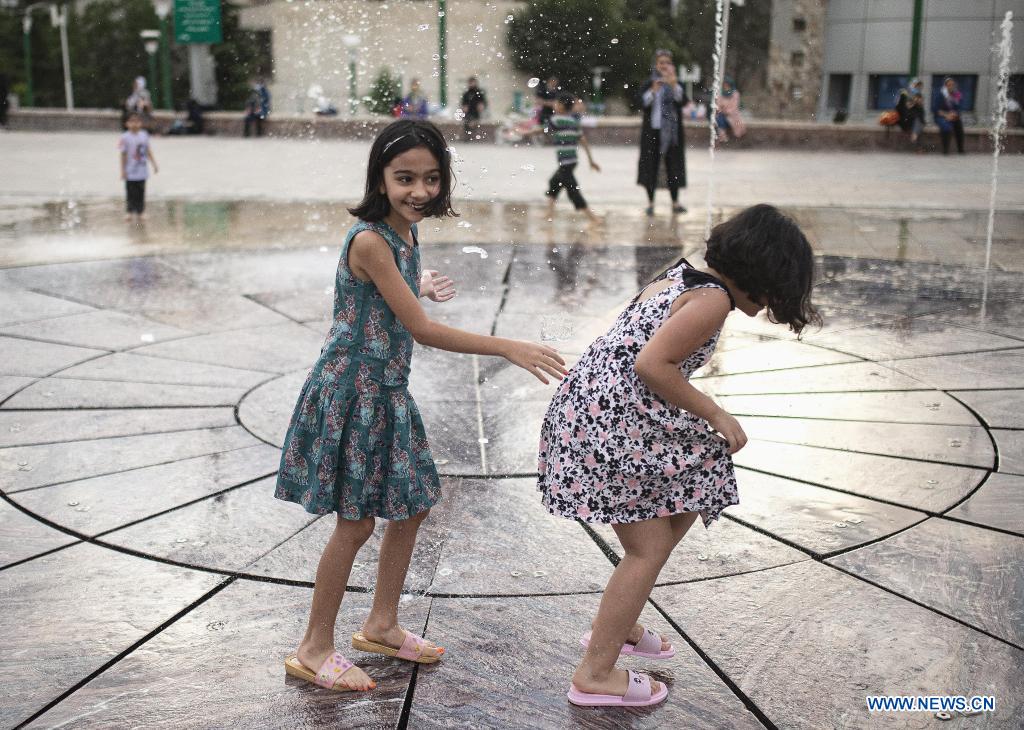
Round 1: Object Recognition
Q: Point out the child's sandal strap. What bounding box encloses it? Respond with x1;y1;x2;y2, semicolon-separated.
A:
315;651;354;689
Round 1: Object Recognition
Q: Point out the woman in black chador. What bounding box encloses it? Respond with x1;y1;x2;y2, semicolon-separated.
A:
637;49;687;216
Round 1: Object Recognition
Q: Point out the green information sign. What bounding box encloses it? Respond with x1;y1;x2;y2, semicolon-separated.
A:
174;0;222;45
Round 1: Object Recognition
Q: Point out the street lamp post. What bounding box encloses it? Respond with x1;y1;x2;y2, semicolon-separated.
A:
22;2;74;109
22;14;33;107
437;0;447;108
52;3;73;110
343;34;360;117
154;0;173;110
141;29;160;107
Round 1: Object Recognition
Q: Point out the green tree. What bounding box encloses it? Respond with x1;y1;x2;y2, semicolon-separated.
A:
210;2;272;110
365;68;400;116
69;0;178;109
1;0;269;110
670;0;771;97
0;2;66;107
506;0;673;102
506;0;770;107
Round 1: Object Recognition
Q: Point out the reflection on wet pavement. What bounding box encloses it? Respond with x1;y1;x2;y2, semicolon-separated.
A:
2;201;1023;728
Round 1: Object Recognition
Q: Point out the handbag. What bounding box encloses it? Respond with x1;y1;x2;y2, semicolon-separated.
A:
878;110;900;126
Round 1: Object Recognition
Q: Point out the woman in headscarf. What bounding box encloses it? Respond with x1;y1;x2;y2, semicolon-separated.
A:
123;77;153;129
637;49;687;216
715;77;746;143
932;77;965;154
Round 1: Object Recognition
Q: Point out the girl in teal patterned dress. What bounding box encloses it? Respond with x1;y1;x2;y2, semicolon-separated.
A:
278;120;568;693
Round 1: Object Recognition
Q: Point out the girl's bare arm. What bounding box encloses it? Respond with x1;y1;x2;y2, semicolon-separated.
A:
349;231;566;383
634;288;747;452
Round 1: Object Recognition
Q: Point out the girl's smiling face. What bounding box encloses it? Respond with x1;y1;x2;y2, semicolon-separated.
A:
381;146;441;227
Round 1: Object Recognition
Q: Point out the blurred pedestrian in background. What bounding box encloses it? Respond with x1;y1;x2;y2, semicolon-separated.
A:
244;77;271;137
933;76;965;155
400;79;430;118
122;76;153;130
715;77;746;143
637;50;687;216
460;76;487;140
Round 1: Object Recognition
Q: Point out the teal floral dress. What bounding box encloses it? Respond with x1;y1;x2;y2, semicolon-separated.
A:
274;221;441;520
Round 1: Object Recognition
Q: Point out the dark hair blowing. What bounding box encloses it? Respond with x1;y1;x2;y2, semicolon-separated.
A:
348;119;457;221
705;204;820;335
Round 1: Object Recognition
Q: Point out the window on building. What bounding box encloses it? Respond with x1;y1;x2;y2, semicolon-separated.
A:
793;17;806;32
826;74;852;110
1010;74;1024;105
791;51;805;67
868;74;909;110
931;74;978;112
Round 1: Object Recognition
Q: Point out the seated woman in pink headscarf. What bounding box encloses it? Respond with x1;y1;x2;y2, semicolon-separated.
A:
715;77;746;142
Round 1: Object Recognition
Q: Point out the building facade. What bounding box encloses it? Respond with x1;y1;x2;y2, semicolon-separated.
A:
765;0;1024;123
239;0;530;119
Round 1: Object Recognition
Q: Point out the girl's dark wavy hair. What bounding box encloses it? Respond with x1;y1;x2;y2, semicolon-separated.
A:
348;119;458;222
707;204;819;334
655;204;820;335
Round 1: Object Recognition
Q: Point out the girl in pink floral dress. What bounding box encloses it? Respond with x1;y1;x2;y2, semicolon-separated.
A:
537;204;819;708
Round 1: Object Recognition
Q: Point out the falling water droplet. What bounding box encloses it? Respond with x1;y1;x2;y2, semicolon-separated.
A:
527;77;540;88
532;570;547;578
610;38;619;44
834;522;848;528
949;439;962;448
697;553;709;561
418;23;429;31
175;537;188;543
510;571;522;577
67;500;79;506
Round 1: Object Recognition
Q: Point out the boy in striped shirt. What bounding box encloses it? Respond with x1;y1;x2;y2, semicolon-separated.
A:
533;94;602;225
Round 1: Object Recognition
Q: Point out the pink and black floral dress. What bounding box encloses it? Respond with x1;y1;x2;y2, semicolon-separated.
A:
537;261;739;527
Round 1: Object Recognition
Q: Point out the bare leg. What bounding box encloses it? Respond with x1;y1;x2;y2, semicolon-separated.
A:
360;509;444;659
296;514;377;690
593;510;700;648
572;516;683;697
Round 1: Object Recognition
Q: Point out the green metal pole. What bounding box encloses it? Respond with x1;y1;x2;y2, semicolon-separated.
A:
159;15;173;110
148;52;159;108
909;0;923;77
348;56;357;116
22;19;34;107
438;0;447;108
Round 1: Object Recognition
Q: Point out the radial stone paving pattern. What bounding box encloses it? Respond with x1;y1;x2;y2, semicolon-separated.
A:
1;205;1023;728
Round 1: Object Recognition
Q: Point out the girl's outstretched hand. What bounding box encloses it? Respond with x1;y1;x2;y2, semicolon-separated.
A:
708;410;748;454
504;340;568;384
421;270;457;302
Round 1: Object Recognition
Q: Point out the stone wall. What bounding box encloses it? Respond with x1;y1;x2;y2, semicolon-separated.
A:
8;108;1022;154
751;0;828;120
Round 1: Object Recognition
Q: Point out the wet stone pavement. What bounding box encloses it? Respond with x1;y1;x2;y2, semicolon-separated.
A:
1;200;1023;729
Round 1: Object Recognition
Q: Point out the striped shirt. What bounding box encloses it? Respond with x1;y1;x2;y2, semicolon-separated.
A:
550;113;582;166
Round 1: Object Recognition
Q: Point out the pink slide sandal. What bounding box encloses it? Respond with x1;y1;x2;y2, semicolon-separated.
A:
567;670;668;707
580;626;676;659
351;630;444;664
284;651;369;691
